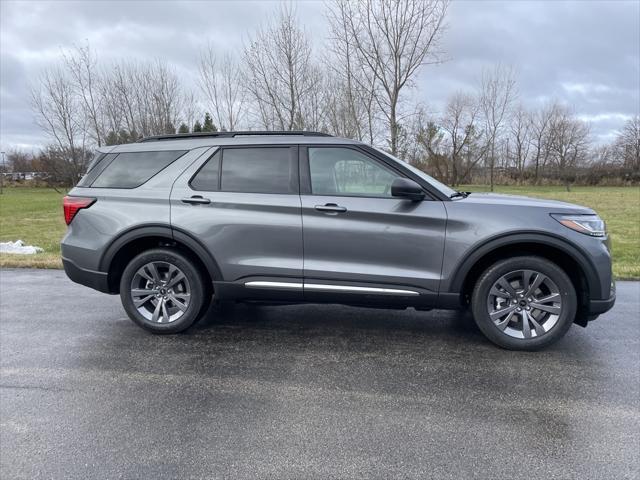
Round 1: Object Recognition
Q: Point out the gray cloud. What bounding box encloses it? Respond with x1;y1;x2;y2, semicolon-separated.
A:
419;0;640;141
1;0;638;151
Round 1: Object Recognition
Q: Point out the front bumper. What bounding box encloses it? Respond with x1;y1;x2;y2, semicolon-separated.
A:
62;257;111;293
585;278;616;322
588;290;616;316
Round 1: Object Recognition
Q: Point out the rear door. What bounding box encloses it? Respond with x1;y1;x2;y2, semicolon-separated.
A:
170;145;303;298
300;145;447;305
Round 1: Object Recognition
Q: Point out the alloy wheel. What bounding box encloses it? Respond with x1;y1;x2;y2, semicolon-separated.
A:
486;269;563;339
130;261;191;324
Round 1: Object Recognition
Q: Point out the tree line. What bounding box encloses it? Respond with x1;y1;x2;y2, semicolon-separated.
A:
6;0;639;189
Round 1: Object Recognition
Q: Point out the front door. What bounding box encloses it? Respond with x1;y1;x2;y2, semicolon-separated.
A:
300;146;447;306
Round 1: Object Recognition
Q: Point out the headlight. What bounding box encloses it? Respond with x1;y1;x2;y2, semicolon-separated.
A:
551;214;606;237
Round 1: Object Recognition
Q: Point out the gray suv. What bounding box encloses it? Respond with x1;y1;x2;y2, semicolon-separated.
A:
61;131;615;350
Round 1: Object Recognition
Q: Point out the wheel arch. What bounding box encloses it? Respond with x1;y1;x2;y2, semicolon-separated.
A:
448;233;598;326
99;225;223;294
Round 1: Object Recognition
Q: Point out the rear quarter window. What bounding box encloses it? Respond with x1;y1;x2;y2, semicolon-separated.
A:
190;151;220;191
77;153;116;187
88;150;187;189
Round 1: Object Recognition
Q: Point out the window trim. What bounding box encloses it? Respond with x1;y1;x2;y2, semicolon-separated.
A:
86;150;188;189
300;145;437;200
189;144;299;195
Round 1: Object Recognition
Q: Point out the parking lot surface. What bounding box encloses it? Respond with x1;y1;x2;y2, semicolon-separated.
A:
1;269;639;479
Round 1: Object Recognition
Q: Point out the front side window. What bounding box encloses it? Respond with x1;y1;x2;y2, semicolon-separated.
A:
220;147;296;194
90;150;186;188
309;147;397;197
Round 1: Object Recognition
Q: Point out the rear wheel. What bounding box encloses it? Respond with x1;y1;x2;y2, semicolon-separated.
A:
119;248;207;333
471;256;576;350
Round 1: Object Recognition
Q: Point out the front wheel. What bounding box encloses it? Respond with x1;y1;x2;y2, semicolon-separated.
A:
471;256;577;350
119;248;207;334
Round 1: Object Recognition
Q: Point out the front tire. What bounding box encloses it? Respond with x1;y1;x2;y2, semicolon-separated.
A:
471;256;576;350
119;248;207;334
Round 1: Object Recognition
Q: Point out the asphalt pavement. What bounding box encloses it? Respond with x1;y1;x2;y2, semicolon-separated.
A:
0;268;639;479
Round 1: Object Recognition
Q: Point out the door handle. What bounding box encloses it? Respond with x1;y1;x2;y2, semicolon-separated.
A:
315;203;347;213
181;196;211;205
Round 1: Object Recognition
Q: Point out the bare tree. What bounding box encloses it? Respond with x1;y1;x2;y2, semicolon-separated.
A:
198;45;246;130
243;5;320;130
333;0;449;154
547;105;590;191
414;120;447;179
64;43;104;146
298;65;327;131
31;66;89;184
182;90;201;134
529;102;555;184
142;60;183;135
616;115;640;171
6;150;34;173
508;104;532;183
325;0;381;142
100;62;136;141
480;63;517;191
437;92;485;185
100;59;186;142
323;72;357;138
413;93;485;185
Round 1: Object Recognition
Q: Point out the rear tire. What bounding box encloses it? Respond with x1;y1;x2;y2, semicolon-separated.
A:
119;248;207;334
471;256;576;350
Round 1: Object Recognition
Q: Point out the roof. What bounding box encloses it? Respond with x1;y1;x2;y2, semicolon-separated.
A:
98;132;363;154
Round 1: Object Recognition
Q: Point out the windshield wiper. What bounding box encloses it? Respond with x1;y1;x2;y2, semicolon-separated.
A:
449;191;469;199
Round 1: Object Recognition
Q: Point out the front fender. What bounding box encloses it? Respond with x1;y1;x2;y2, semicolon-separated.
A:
443;231;602;298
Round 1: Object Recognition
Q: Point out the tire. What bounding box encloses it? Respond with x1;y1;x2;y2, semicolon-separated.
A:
471;256;576;350
119;248;207;334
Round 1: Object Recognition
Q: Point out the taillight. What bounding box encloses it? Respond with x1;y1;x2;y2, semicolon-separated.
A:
63;196;96;225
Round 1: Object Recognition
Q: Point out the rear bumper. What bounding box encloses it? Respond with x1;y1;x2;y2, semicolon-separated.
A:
62;257;111;294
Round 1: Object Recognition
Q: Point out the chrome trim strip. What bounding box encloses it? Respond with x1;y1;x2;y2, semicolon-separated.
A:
304;283;419;296
244;281;420;296
244;281;303;289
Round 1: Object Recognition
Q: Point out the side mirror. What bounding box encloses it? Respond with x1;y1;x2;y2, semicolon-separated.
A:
391;177;425;201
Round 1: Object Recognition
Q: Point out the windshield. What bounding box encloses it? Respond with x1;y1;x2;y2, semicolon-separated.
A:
373;148;458;197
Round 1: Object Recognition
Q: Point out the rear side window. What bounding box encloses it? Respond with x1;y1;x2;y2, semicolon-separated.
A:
220;147;296;194
90;150;187;189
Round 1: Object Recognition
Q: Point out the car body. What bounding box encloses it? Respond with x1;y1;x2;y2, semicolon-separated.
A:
61;131;615;349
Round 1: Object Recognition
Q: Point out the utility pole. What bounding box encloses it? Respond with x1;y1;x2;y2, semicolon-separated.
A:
0;151;5;195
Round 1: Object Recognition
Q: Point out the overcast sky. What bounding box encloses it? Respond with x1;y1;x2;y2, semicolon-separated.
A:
1;0;638;152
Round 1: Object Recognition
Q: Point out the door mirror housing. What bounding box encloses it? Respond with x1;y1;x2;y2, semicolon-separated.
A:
391;178;425;201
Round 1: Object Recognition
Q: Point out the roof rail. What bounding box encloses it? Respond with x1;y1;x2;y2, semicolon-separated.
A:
138;131;332;142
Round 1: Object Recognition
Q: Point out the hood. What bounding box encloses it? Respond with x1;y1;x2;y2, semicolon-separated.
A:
458;192;595;213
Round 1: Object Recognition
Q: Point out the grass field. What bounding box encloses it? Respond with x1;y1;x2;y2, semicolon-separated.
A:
0;188;67;269
1;186;639;278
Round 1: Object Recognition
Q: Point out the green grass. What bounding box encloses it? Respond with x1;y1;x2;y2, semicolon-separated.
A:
0;188;67;268
1;185;638;278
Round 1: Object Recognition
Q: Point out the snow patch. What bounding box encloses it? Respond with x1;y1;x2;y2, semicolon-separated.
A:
0;240;44;255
